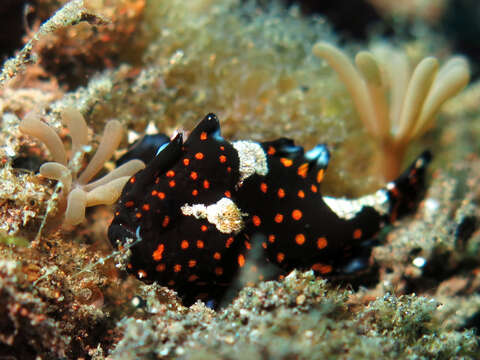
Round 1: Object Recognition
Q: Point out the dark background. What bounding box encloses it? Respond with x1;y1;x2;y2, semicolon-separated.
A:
1;0;479;78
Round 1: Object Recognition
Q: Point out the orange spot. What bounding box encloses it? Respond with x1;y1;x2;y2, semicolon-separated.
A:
151;190;158;196
227;167;232;173
173;264;182;273
137;270;147;278
188;275;199;282
390;186;399;197
190;171;198;180
155;263;166;272
125;200;134;208
277;252;285;263
135;212;142;219
183;158;190;166
316;169;325;183
295;233;306;245
312;263;332;274
203;180;210;189
224;190;231;198
298;190;305;198
129;177;136;184
238;254;245;267
252;215;261;227
162;216;170;228
166;170;175;178
260;182;268;193
157;192;165;200
219;155;227;163
292;209;302;220
201;225;208;232
127;263;132;269
262;242;267;249
297;163;309;178
197;240;204;248
226;237;234;248
192;189;198;196
195;152;204;160
220;146;225;151
169;180;176;188
142;204;150;211
311;184;318;193
200;131;207;141
317;237;328;249
277;188;285;198
152;244;165;261
280;157;293;167
215;267;223;276
274;214;284;223
267;146;276;155
213;252;221;260
268;234;275;243
353;228;362;239
188;259;197;268
244;241;251;250
155;177;160;184
181;240;189;249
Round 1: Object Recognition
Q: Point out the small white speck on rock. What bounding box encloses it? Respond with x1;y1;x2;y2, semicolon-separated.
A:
412;257;426;268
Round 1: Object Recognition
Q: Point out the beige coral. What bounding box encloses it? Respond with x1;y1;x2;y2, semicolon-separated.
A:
313;42;470;180
19;108;145;226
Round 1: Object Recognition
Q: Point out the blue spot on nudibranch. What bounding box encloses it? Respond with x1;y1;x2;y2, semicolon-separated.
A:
155;142;169;156
135;225;142;241
305;144;330;167
108;113;431;306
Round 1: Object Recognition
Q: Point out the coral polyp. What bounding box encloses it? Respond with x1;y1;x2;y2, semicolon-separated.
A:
19;108;145;226
313;42;470;180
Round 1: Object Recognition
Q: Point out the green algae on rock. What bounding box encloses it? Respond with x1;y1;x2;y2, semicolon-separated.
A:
109;271;479;359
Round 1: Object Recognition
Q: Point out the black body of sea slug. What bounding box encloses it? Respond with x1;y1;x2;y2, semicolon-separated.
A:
108;113;431;305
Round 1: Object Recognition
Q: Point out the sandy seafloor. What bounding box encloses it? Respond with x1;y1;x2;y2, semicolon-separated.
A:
1;0;480;358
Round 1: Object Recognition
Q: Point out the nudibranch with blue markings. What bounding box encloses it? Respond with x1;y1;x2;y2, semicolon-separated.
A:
108;113;431;305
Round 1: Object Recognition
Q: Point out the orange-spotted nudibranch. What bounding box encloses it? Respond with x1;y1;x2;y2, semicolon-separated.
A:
108;113;432;306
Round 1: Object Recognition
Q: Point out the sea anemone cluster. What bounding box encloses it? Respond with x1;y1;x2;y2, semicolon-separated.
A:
313;42;470;180
19;108;145;226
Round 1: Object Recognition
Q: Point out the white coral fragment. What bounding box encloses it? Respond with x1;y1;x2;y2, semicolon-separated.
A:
19;108;145;226
323;189;389;220
181;197;245;234
232;140;268;185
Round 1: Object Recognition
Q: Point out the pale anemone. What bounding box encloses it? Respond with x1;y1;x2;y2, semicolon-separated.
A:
19;108;145;226
313;42;470;180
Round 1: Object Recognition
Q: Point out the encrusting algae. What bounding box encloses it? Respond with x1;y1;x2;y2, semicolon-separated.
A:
0;0;478;358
